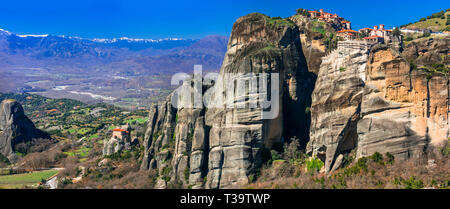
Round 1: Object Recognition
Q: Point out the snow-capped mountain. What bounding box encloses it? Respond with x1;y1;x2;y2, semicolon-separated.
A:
92;37;184;43
0;27;199;56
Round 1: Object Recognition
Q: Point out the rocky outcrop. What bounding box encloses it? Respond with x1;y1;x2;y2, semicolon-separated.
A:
204;13;316;189
308;38;449;172
290;14;338;75
402;38;450;66
0;99;51;163
307;41;369;172
357;42;449;159
140;13;315;188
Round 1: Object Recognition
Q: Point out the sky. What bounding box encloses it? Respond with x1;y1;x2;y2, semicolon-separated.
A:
0;0;448;39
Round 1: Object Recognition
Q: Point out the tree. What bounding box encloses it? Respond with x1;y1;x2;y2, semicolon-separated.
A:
283;137;302;161
392;27;401;37
296;8;310;17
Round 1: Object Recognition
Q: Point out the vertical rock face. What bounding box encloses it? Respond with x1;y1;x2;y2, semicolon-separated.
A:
308;38;449;172
357;43;449;160
140;76;208;188
307;42;369;172
289;15;337;75
204;13;314;188
140;92;178;188
0;99;51;163
140;13;314;188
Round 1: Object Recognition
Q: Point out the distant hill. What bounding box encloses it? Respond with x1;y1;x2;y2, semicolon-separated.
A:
400;9;450;32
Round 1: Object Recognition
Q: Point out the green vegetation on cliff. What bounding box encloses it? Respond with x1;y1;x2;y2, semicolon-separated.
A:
265;16;296;27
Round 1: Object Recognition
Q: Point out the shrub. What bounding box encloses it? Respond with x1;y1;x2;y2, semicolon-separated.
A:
342;154;355;168
392;27;401;37
343;157;368;176
161;166;172;177
0;153;10;166
270;150;283;163
421;31;431;38
385;152;395;165
441;139;450;157
248;174;255;182
370;152;384;164
355;157;368;171
184;168;190;182
276;162;296;177
305;107;311;114
306;157;324;173
402;176;424;189
431;63;448;74
339;67;346;72
283;138;303;162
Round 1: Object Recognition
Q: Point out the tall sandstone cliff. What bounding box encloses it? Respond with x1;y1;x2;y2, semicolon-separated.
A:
308;38;449;172
140;13;315;188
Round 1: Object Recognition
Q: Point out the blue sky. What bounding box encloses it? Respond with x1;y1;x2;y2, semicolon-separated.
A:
0;0;448;39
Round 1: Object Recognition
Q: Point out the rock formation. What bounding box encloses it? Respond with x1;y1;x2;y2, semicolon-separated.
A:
290;14;338;74
307;41;369;172
140;13;315;188
0;99;51;163
140;11;449;188
308;38;449;172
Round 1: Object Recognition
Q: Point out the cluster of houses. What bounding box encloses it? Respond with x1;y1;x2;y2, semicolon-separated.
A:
308;9;395;44
335;24;394;43
309;9;351;30
334;24;393;43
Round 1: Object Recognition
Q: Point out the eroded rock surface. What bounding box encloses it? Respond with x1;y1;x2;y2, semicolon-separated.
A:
308;38;449;172
0;99;51;163
358;43;449;160
307;41;369;172
140;13;314;188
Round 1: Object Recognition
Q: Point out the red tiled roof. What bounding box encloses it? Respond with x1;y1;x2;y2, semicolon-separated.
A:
308;11;320;13
342;20;350;23
359;28;373;31
112;128;127;132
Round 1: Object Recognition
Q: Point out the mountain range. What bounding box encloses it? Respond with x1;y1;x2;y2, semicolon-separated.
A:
0;28;228;107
